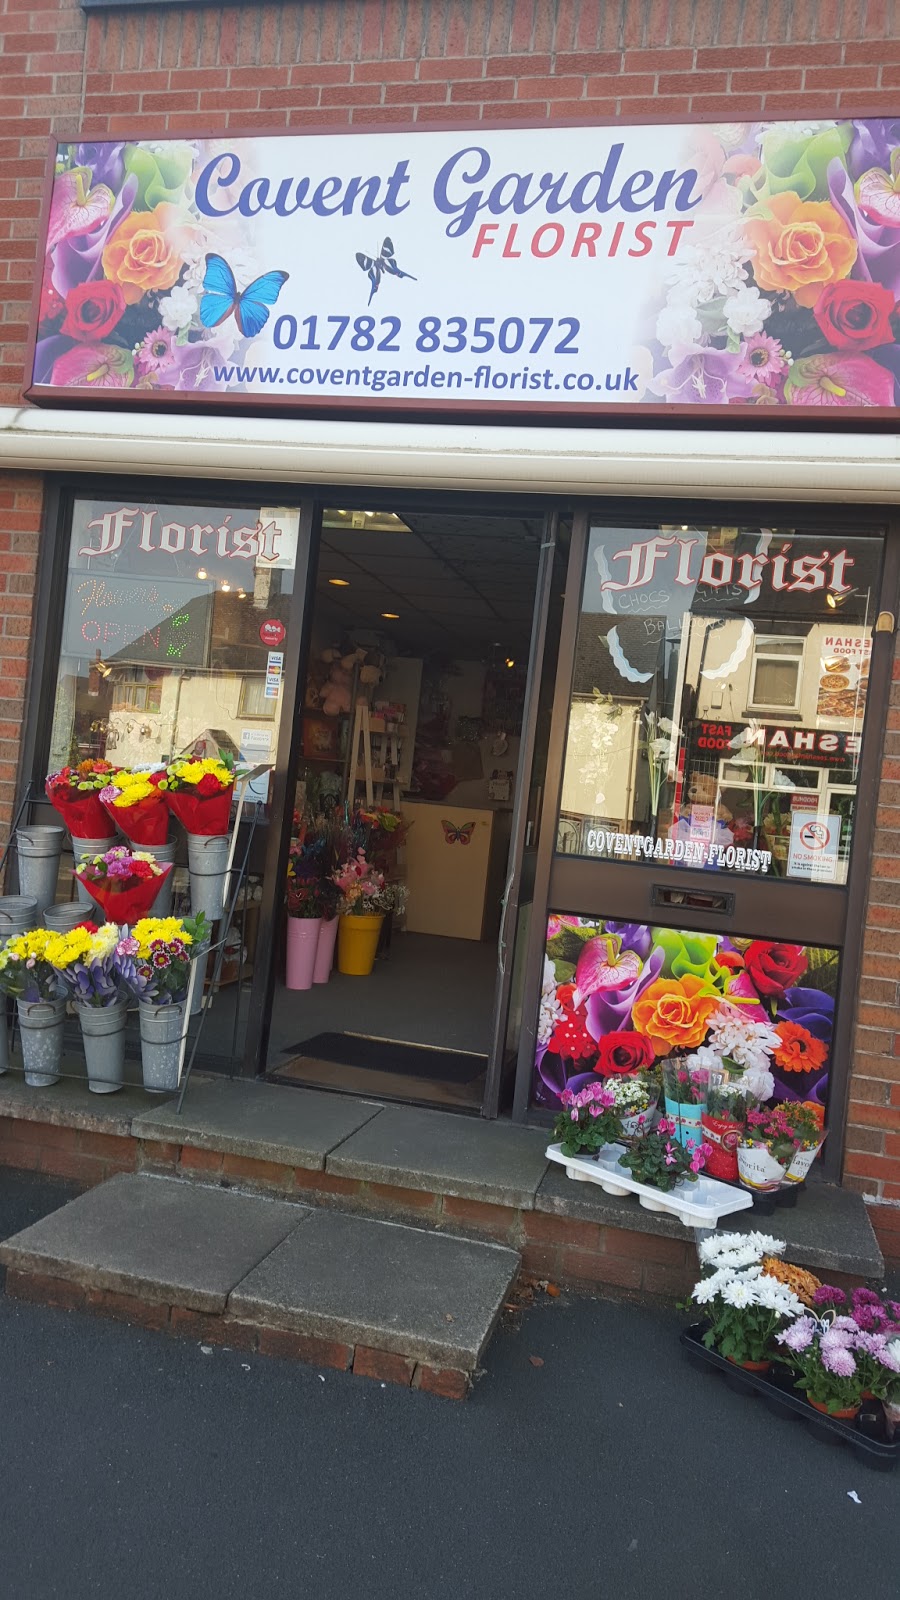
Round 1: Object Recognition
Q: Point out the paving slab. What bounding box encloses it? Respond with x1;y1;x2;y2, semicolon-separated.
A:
326;1105;550;1208
536;1165;693;1243
132;1077;384;1169
0;1069;160;1138
229;1208;519;1369
0;1172;307;1312
728;1180;884;1278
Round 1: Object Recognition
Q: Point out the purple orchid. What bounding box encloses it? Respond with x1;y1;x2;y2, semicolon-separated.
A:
604;922;653;961
847;120;900;182
828;159;900;298
50;173;138;297
74;142;126;192
653;343;755;405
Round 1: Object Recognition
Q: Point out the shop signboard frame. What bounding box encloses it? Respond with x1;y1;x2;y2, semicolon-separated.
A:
24;112;900;421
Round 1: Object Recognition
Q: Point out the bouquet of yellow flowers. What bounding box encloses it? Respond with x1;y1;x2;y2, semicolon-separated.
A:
100;769;169;845
161;756;235;836
0;928;63;1001
115;913;207;1005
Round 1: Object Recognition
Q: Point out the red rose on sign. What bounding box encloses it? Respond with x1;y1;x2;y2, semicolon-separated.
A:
40;277;64;324
812;280;897;351
61;281;126;343
197;772;224;796
743;941;807;998
594;1031;655;1074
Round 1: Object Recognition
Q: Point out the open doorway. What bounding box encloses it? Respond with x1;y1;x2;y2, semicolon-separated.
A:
265;505;546;1109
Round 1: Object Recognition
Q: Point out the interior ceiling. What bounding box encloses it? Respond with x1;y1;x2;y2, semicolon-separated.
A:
315;510;544;659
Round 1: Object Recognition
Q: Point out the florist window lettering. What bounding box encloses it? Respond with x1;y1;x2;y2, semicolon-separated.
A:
555;523;882;883
49;499;297;774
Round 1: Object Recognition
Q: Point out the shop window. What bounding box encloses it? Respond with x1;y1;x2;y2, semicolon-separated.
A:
556;522;883;885
49;497;297;773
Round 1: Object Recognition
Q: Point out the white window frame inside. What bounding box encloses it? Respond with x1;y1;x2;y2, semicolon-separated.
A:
747;634;806;714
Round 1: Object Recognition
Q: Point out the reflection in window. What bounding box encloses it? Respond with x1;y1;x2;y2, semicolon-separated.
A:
556;523;883;884
49;499;296;772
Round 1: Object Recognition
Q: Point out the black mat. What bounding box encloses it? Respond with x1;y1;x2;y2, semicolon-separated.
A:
275;1031;487;1085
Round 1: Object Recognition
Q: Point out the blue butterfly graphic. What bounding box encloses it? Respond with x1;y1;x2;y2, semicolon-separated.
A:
199;254;289;339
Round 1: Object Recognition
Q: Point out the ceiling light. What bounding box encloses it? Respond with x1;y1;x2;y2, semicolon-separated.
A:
681;525;689;532
505;657;515;669
237;591;247;600
196;568;207;580
381;612;399;619
328;578;350;587
221;582;231;592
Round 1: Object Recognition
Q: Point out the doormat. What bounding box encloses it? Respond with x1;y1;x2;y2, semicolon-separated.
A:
273;1031;487;1085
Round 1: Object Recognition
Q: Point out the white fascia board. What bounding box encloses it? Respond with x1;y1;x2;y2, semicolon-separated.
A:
0;405;898;501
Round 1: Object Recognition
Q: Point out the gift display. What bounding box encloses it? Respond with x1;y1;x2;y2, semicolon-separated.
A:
74;846;172;924
99;770;170;846
161;757;235;837
45;760;119;839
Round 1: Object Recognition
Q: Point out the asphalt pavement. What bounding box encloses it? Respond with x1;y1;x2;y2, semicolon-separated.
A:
0;1168;898;1600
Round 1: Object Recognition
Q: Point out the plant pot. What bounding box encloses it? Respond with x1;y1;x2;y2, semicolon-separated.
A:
44;901;89;932
727;1356;772;1373
186;833;230;923
737;1140;787;1193
664;1096;705;1150
71;834;117;910
0;895;38;936
76;998;127;1094
313;916;339;984
144;839;177;917
16;826;65;916
138;1000;185;1093
16;995;66;1086
286;916;321;991
807;1396;860;1420
784;1138;825;1185
337;913;384;977
0;1002;9;1076
701;1110;743;1182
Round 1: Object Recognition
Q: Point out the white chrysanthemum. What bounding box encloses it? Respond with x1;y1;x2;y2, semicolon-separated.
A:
706;1004;781;1074
537;955;563;1046
698;1230;746;1264
723;284;770;337
722;1278;756;1309
744;1232;785;1258
656;300;702;350
158;285;199;333
685;1046;721;1073
691;1277;720;1304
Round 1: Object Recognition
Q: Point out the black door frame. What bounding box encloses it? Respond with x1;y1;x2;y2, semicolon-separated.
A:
510;500;900;1187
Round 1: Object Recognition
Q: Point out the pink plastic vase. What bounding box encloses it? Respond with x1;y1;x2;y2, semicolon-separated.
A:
313;916;338;984
285;916;321;991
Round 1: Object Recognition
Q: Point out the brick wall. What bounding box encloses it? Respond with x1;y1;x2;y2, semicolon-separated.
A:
2;0;900;1225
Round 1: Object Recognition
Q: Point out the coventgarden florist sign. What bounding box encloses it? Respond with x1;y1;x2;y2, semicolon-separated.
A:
29;118;900;415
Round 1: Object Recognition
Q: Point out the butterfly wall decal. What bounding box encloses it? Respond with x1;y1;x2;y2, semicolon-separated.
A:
355;238;416;305
441;820;475;846
199;254;289;338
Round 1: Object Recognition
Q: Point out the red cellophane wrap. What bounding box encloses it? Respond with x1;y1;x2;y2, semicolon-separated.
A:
101;795;170;845
75;866;172;923
45;784;110;839
164;785;234;837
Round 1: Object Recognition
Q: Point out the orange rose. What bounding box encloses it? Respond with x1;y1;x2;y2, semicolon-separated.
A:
101;204;199;305
631;975;721;1058
744;190;857;308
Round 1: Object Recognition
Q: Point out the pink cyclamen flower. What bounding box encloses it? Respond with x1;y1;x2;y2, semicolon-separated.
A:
570;1109;579;1122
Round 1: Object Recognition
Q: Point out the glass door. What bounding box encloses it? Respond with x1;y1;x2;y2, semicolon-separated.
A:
513;510;891;1179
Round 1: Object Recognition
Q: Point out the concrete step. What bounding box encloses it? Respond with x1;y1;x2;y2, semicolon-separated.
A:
0;1173;520;1399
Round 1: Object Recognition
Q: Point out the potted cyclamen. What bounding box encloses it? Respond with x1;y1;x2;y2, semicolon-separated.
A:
617;1114;711;1207
0;928;66;1086
661;1057;709;1150
161;756;236;922
116;913;207;1092
701;1068;769;1183
551;1081;622;1158
334;851;394;977
737;1104;803;1193
47;921;129;1093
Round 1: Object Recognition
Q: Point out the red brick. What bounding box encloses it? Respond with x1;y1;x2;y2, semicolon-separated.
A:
169;1306;257;1349
5;1269;86;1310
352;1345;416;1385
85;1287;170;1330
640;1260;696;1297
412;1363;470;1400
180;1145;224;1174
367;1181;439;1213
138;1139;180;1169
220;1152;292;1189
440;1195;518;1236
76;1129;135;1162
559;1248;642;1290
601;1226;688;1266
292;1167;362;1197
524;1211;603;1249
848;1099;900;1129
257;1327;352;1369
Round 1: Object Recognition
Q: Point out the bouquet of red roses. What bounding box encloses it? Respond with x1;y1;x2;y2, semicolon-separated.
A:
99;770;170;845
46;760;119;838
74;845;171;923
160;757;235;836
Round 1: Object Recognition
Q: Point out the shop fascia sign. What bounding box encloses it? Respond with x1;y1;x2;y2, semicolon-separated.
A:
598;532;855;599
29;117;900;416
75;504;294;566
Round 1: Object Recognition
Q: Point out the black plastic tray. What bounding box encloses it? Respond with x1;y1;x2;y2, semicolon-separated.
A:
680;1323;900;1469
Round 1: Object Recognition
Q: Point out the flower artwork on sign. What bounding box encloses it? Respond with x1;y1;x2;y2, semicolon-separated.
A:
27;120;900;412
533;916;838;1117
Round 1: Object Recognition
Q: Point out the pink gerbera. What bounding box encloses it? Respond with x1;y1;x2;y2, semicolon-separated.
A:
136;328;175;372
737;333;788;387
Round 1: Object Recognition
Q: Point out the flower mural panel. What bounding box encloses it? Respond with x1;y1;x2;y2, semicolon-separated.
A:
533;915;838;1117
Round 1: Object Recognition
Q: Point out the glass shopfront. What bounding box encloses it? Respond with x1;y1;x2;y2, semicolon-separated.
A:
26;489;897;1178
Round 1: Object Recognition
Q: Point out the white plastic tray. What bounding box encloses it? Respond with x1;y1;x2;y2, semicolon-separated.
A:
545;1142;754;1229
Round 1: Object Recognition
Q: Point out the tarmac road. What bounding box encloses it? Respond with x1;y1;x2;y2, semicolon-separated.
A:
1;1168;898;1600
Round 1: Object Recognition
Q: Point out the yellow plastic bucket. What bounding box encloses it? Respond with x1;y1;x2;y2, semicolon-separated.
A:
337;913;384;976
